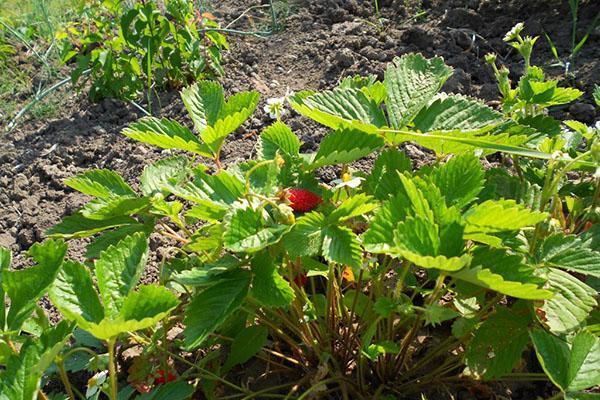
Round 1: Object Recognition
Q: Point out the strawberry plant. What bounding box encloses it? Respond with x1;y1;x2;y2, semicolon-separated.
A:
58;0;227;101
2;45;599;399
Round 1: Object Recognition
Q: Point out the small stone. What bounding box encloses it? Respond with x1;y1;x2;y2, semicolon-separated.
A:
360;45;380;61
331;21;362;36
91;125;107;135
12;174;29;200
402;27;434;49
333;48;355;68
569;103;595;123
17;229;35;250
0;232;16;248
441;8;483;30
443;68;471;94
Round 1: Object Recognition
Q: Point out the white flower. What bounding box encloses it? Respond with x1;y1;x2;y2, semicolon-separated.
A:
331;176;364;190
263;97;286;120
86;370;108;398
503;22;524;42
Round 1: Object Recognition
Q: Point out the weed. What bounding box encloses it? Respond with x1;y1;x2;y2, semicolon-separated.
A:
543;0;600;77
0;0;82;126
58;0;228;102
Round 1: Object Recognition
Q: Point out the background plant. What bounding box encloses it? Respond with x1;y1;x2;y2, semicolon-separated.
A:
58;0;228;102
543;0;600;77
0;0;84;127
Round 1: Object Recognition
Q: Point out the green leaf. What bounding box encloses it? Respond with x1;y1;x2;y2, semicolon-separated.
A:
531;329;600;392
518;70;583;107
260;121;301;160
141;156;190;196
85;223;153;260
200;91;259;154
381;127;596;167
384;53;453;129
397;174;435;221
223;325;268;371
518;115;561;142
394;215;439;256
537;234;600;278
80;196;151;220
393;216;470;271
34;320;74;374
464;200;547;234
399;250;471;271
235;160;279;195
49;261;104;330
310;128;384;169
290;88;386;130
171;255;240;288
339;74;386;104
0;341;42;400
591;84;600;108
565;393;600;400
68;285;178;341
423;303;459;327
322;225;362;268
65;170;136;198
185;201;228;222
141;381;195;400
2;240;67;331
328;194;378;222
181;81;224;133
540;268;597;334
251;252;294;309
173;168;244;205
123;117;211;156
465;306;530;379
413;94;503;132
95;232;148;318
283;212;325;257
480;168;542;209
184;270;251;349
428;153;484;209
223;207;290;253
363;177;435;254
567;331;600;392
365;149;412;200
452;248;552;300
118;285;179;330
46;214;138;239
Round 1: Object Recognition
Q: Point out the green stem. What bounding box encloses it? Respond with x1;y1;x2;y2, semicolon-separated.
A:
107;339;118;400
269;0;278;32
547;392;564;400
56;357;76;400
296;377;344;400
591;175;600;209
245;159;275;193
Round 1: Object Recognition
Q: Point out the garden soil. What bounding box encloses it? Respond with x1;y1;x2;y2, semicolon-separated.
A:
0;0;598;397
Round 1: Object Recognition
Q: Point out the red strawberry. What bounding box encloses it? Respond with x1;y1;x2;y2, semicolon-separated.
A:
154;369;176;385
287;188;322;212
293;273;308;287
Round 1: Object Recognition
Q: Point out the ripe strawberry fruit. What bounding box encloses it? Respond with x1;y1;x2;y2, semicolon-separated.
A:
293;273;308;287
287;188;322;212
154;369;176;385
